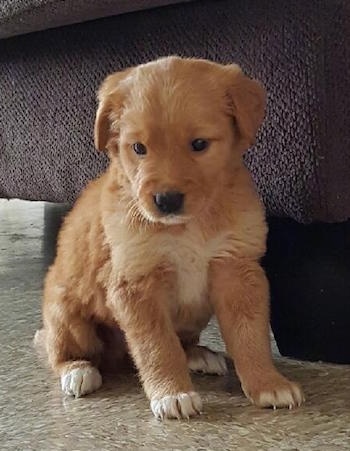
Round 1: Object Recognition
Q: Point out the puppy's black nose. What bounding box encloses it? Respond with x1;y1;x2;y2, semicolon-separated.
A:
153;191;184;214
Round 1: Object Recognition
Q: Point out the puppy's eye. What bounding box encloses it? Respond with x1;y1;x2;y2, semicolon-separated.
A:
132;142;147;155
191;139;209;152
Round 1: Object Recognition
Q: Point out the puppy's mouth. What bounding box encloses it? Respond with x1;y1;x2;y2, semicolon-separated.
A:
139;205;191;225
158;214;191;225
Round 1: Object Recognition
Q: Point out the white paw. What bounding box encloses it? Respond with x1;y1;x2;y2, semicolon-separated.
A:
243;375;305;409
150;391;202;420
257;384;305;409
61;366;102;398
187;346;228;375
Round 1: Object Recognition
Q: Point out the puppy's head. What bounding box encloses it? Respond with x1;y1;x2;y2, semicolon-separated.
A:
95;57;265;225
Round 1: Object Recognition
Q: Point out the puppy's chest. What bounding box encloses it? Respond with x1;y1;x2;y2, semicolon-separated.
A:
110;226;233;306
166;234;209;307
145;228;232;307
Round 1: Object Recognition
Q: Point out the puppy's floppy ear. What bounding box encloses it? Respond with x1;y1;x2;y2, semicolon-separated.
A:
94;68;132;151
224;64;266;149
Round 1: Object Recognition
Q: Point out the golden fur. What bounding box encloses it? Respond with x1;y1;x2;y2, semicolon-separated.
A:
37;56;304;419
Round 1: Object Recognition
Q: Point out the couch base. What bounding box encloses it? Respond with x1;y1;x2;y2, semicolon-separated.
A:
265;218;350;364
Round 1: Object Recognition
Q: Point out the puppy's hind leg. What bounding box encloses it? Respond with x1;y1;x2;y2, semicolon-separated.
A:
186;345;228;376
43;292;104;398
59;360;103;398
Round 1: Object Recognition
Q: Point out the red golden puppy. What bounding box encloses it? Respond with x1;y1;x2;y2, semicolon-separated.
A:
36;56;304;419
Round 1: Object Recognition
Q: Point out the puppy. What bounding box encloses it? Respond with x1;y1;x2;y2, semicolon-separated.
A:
38;56;304;419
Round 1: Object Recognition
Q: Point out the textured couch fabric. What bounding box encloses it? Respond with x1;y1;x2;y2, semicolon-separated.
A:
0;0;193;39
1;0;350;223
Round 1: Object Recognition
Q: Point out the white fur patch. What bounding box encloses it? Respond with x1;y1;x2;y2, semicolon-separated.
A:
168;231;208;307
61;367;102;398
162;228;237;310
187;346;228;375
150;391;202;420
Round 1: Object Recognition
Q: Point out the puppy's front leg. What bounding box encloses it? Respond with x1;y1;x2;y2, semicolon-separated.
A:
107;271;202;420
210;258;304;409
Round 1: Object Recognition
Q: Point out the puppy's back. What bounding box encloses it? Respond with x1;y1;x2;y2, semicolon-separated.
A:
45;173;109;295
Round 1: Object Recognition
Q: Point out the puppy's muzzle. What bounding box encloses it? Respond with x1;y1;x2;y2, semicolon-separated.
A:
153;191;184;215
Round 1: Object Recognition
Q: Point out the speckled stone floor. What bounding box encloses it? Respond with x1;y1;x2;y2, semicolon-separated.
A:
1;199;350;451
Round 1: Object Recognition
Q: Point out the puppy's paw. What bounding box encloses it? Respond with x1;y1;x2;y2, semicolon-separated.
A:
151;391;202;420
187;346;228;375
61;366;102;398
242;373;304;409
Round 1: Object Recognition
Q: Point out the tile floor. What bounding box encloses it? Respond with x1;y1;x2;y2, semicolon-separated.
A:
1;199;350;450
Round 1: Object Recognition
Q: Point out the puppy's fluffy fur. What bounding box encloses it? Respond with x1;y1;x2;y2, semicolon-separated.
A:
37;57;304;419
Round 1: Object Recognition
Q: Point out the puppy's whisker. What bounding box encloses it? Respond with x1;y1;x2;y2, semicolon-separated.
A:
126;201;139;227
125;199;150;232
